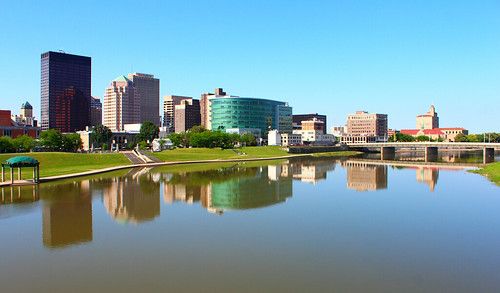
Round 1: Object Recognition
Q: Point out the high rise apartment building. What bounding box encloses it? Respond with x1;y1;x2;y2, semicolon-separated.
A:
41;51;91;132
163;95;193;133
90;96;102;127
103;76;141;132
346;111;388;140
174;99;201;133
127;73;160;126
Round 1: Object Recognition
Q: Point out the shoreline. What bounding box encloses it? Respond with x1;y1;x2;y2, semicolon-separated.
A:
0;154;316;187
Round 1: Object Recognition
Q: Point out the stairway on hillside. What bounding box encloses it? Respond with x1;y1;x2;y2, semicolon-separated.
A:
124;151;145;164
138;150;163;163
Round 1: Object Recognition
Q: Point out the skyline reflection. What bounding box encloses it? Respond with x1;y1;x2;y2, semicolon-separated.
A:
0;153;494;250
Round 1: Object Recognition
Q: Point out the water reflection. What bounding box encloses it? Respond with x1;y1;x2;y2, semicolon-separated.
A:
342;161;388;191
0;152;496;250
163;165;293;214
41;181;93;248
414;167;439;191
103;168;161;224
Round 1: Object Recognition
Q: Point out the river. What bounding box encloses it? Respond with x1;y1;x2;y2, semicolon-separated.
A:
0;152;499;292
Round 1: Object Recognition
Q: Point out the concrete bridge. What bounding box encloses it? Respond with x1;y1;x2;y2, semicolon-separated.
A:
346;142;499;163
343;157;484;170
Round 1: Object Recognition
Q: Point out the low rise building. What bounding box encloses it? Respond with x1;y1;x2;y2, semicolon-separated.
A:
78;130;139;151
0;109;40;139
268;129;302;146
293;113;327;134
400;127;468;141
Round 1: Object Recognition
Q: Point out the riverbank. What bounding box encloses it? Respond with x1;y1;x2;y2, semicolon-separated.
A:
469;162;500;186
0;147;359;186
0;152;132;180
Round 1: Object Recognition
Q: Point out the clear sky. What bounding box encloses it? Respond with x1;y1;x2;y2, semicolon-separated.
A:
1;0;499;133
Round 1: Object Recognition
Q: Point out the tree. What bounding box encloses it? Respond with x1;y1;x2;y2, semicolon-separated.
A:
454;133;468;142
13;135;36;152
189;125;207;133
0;136;15;153
389;133;415;142
168;133;182;147
62;133;83;152
40;129;63;150
240;134;257;146
91;125;112;149
137;121;159;143
416;135;430;142
264;115;273;138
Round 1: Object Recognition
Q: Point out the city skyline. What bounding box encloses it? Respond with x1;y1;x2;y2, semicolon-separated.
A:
1;1;499;133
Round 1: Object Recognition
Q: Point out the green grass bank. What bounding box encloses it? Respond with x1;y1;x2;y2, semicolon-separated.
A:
0;152;131;180
1;146;359;182
469;162;500;186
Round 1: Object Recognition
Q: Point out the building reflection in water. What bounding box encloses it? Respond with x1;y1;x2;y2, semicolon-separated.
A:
161;159;337;214
41;181;93;248
342;161;388;191
163;165;294;214
414;167;439;192
102;168;161;224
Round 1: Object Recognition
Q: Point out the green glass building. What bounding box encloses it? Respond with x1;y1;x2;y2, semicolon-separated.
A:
210;97;292;136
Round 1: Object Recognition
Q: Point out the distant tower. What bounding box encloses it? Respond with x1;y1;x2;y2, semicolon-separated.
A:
416;105;439;129
21;101;33;118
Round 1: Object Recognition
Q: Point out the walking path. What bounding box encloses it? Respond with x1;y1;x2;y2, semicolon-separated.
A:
0;154;311;187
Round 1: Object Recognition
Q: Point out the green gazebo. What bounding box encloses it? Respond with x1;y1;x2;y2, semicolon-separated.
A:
1;156;40;184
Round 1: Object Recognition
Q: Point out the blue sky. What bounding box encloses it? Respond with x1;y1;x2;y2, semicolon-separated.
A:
1;0;499;132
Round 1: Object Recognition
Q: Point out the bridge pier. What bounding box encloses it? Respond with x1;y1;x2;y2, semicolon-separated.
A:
425;147;438;162
381;147;395;160
484;147;495;164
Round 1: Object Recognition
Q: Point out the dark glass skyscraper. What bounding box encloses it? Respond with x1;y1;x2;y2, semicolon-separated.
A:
41;51;91;132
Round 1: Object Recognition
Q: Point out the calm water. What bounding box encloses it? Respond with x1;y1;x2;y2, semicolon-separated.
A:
1;152;499;292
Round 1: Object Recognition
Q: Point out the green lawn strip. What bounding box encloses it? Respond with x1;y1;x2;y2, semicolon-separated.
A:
0;152;131;180
469;162;500;186
237;146;290;157
150;148;242;162
150;146;359;162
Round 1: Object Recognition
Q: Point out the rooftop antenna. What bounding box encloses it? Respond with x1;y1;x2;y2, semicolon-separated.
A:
59;49;65;53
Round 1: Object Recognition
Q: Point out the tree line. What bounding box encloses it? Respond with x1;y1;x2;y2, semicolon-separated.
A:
388;132;500;143
454;133;500;143
167;125;257;148
0;130;83;153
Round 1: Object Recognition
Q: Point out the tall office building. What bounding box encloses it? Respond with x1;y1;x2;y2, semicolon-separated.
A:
163;95;193;133
174;99;201;133
127;73;160;126
90;96;102;127
41;51;91;132
103;76;141;132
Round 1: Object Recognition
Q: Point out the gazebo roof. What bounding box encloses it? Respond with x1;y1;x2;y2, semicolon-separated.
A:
2;156;39;167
